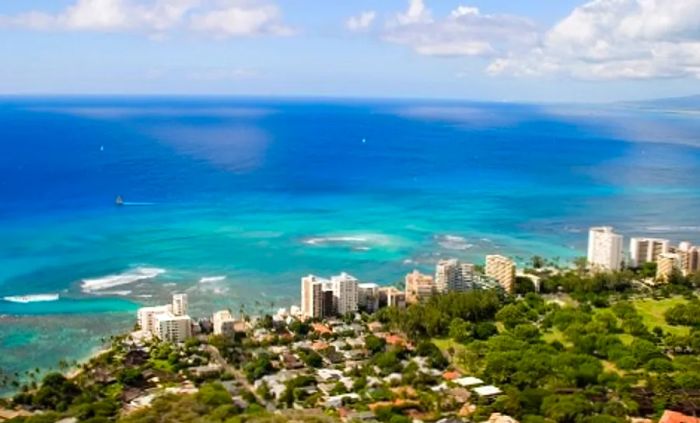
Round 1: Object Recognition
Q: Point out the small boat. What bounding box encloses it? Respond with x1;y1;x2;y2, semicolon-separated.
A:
115;195;124;206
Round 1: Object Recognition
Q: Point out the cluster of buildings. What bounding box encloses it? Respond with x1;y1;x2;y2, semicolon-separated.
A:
245;318;504;416
587;226;700;281
300;255;517;319
136;293;193;343
406;255;515;304
301;272;405;319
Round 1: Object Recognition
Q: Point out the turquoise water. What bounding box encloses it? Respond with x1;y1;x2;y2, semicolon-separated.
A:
1;97;700;387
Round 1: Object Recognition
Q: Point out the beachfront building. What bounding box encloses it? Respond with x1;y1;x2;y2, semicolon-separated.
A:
155;313;192;343
136;294;194;343
212;310;237;336
357;283;380;313
435;259;477;293
677;242;700;276
301;273;358;318
172;293;188;316
435;259;461;293
485;255;516;293
630;237;670;267
331;272;359;316
405;270;436;304
379;286;406;309
587;226;624;271
656;253;681;282
301;275;329;319
137;305;172;333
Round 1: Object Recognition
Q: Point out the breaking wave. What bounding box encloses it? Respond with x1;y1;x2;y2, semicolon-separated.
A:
199;276;227;284
435;235;474;251
3;293;60;303
81;267;165;293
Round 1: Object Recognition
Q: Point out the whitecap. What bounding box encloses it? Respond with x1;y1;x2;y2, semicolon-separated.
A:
199;276;227;284
436;234;474;251
89;290;132;296
81;267;165;293
3;293;60;303
303;236;368;246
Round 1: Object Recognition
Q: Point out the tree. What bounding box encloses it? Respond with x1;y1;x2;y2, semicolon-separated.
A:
365;334;387;354
541;394;593;423
496;304;530;330
196;382;232;408
448;318;472;344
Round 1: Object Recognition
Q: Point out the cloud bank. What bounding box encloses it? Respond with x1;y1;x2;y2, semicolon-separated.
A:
349;0;700;80
0;0;292;38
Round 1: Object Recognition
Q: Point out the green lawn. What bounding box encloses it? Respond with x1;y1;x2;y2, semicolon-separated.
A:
433;338;466;355
542;329;573;347
432;338;470;373
632;297;690;337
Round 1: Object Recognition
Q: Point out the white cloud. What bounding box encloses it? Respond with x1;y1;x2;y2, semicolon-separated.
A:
396;0;432;25
346;11;376;31
489;0;700;80
382;1;538;58
0;0;292;38
189;3;291;37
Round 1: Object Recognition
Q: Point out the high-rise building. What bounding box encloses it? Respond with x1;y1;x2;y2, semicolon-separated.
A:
435;259;461;293
137;305;172;333
357;283;380;313
212;310;237;336
656;253;681;282
172;293;188;316
485;255;516;293
155;313;192;343
435;259;477;293
587;227;624;271
630;238;670;267
136;294;193;342
405;270;436;304
331;272;359;316
677;242;700;276
301;275;328;319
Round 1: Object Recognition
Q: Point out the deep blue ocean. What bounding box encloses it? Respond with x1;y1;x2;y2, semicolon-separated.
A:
1;97;700;385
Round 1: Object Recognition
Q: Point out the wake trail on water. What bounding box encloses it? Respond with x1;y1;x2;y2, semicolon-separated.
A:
121;202;156;206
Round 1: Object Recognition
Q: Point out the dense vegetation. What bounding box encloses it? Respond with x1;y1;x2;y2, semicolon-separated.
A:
375;267;700;422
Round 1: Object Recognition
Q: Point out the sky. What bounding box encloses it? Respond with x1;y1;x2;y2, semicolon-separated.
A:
1;0;700;102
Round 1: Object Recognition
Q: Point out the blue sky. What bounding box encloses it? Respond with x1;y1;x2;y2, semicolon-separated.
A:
1;0;699;102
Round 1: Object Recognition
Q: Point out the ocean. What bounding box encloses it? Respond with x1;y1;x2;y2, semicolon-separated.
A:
1;97;700;387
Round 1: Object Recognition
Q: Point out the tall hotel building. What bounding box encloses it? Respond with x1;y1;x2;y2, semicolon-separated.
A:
172;293;188;316
155;313;192;343
485;255;516;293
405;270;436;304
136;293;192;343
301;272;359;318
587;227;624;271
656;253;681;282
331;272;359;316
677;242;700;276
357;283;380;313
629;238;670;267
301;275;328;319
435;259;477;293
